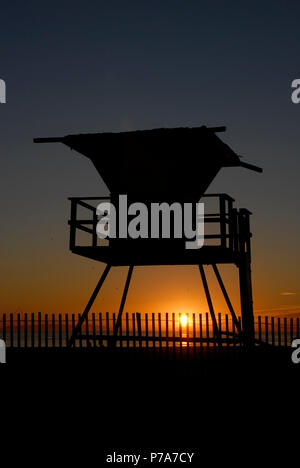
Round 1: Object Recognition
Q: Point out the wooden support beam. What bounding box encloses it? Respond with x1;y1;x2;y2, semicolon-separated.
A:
198;265;221;341
212;264;242;336
68;264;111;347
113;265;134;339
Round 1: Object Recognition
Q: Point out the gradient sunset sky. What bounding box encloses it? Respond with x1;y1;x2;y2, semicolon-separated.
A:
1;0;299;318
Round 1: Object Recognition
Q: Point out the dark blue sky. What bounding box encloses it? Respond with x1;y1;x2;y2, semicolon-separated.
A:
1;0;299;315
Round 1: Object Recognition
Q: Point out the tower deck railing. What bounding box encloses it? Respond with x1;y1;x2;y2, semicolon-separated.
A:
68;193;251;255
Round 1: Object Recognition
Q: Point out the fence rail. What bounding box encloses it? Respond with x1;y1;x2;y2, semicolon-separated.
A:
0;312;299;349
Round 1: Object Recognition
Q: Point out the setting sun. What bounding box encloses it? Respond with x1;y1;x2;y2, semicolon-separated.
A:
180;314;188;327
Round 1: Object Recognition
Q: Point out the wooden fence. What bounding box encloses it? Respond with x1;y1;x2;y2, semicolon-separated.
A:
0;312;299;349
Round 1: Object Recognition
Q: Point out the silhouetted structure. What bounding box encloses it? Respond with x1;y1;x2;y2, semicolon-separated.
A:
34;126;262;347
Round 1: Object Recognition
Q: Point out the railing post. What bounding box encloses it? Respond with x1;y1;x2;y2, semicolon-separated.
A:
92;208;97;247
219;195;226;248
69;199;77;250
228;198;234;251
231;208;239;253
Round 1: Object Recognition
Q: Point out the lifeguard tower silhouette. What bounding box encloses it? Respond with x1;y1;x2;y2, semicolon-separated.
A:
34;126;262;347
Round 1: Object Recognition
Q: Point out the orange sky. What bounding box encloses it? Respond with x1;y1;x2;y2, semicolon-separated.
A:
1;225;299;318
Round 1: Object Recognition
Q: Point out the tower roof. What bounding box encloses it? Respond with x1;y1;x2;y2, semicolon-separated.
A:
34;126;262;200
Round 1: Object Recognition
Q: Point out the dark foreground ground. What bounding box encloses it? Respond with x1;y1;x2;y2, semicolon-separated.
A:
5;342;298;373
2;346;299;464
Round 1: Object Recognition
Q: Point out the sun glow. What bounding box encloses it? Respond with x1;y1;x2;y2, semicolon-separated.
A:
180;314;188;327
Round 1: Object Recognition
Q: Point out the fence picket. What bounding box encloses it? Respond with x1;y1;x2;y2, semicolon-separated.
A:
199;314;203;350
2;314;6;343
145;313;149;349
206;313;209;348
24;313;27;348
52;314;55;348
10;313;14;348
258;316;262;343
126;313;129;348
17;313;21;348
31;313;35;348
59;314;62;348
225;314;229;347
158;313;162;350
99;313;103;347
85;312;89;347
271;317;275;346
112;313;116;347
38;312;42;348
132;313;136;348
65;314;69;347
92;313;96;348
166;313;169;349
172;313;175;350
265;316;268;344
106;312;109;347
72;314;76;348
218;312;222;348
179;313;182;351
119;312;123;348
192;313;196;350
45;314;48;348
284;317;288;347
152;313;155;348
136;313;142;348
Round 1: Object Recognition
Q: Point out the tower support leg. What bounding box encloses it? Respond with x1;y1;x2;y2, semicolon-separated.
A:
212;264;242;336
68;264;111;347
239;255;255;346
198;265;221;342
112;265;134;343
